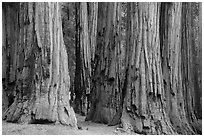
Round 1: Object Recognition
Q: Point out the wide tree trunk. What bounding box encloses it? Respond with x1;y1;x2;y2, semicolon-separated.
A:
119;2;200;134
86;2;123;124
2;2;77;127
118;2;176;134
159;2;198;134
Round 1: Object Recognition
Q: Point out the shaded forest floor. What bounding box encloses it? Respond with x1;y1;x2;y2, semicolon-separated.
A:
2;114;139;135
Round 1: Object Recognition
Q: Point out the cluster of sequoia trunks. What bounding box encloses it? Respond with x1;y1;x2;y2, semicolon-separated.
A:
2;2;202;135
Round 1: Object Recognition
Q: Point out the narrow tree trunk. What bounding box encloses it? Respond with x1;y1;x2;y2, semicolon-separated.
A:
2;2;77;127
74;2;98;115
61;2;76;108
2;3;11;113
190;2;202;120
74;2;83;114
197;2;202;119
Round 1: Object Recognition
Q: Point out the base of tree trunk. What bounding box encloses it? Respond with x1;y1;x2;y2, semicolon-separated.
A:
85;102;117;124
119;98;176;134
3;94;77;128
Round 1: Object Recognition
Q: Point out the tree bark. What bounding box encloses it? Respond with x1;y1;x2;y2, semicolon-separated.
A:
83;2;201;135
119;2;200;134
2;2;77;127
159;2;198;134
197;2;202;119
61;2;76;107
74;2;83;115
2;3;19;113
118;2;175;134
180;2;201;133
190;2;202;120
74;2;98;115
86;2;123;124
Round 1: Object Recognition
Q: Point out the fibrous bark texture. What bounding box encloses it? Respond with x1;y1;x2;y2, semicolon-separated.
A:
74;2;98;115
2;2;201;135
85;2;123;125
2;2;77;127
119;2;175;134
85;2;201;135
160;2;196;134
120;2;201;134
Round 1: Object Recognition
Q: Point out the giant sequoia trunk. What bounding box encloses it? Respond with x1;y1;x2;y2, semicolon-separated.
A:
159;2;197;134
85;2;123;124
2;2;77;127
118;3;176;134
120;2;201;134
